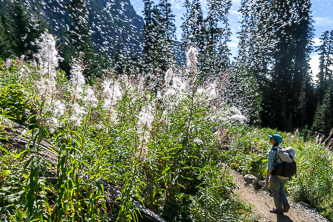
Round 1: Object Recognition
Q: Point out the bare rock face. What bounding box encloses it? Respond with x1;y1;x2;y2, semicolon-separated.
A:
244;174;257;183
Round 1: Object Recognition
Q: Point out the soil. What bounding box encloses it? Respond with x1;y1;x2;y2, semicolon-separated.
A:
231;169;330;222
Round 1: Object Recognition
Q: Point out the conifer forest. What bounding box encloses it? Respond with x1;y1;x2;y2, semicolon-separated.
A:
0;0;333;221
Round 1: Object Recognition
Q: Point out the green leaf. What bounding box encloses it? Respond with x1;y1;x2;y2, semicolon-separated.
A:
15;149;28;159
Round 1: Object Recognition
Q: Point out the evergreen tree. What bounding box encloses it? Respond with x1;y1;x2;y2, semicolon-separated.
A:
142;0;159;72
181;0;191;50
114;48;143;75
232;0;314;129
11;0;36;56
312;85;333;134
64;0;96;78
1;12;15;55
0;20;12;58
156;0;176;71
142;0;176;76
187;0;205;57
229;0;273;123
292;0;314;128
316;30;333;102
30;4;48;38
203;0;231;77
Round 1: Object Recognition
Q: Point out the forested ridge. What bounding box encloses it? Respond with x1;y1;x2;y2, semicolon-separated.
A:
0;0;333;221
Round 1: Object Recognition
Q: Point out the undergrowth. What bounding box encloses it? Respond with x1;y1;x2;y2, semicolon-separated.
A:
226;125;333;220
0;34;256;221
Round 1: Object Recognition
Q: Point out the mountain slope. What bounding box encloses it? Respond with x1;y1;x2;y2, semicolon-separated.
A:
0;0;144;56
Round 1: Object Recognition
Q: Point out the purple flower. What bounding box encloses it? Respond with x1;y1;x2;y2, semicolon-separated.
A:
154;68;162;72
331;138;333;140
321;154;324;158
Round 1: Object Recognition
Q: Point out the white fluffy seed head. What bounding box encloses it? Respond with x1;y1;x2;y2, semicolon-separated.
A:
35;33;62;78
229;114;247;124
84;86;98;108
230;106;243;116
69;61;86;100
164;68;174;86
186;47;198;69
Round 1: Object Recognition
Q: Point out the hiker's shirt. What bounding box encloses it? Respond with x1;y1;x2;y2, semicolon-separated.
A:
267;146;289;180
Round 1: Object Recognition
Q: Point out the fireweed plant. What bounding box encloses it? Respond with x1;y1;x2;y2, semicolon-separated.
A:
0;33;252;221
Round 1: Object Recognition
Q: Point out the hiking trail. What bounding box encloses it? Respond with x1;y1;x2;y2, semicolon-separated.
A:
231;169;330;222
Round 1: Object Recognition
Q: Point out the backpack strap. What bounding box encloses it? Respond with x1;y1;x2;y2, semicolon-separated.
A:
271;147;282;163
286;150;294;162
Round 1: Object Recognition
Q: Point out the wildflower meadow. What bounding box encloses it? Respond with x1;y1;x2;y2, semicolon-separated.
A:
0;33;333;221
0;33;251;221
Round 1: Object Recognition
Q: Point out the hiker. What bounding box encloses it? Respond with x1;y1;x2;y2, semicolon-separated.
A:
265;134;291;214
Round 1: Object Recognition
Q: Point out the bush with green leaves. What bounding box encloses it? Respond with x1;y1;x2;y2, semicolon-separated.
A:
0;84;35;124
0;33;252;221
228;126;333;220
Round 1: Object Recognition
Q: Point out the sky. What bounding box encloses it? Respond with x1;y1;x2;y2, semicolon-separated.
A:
129;0;333;80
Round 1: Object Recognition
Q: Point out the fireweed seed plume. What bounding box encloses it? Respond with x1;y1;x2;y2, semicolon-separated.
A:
35;33;63;78
83;86;98;108
230;106;243;116
164;68;174;86
69;59;86;101
225;106;247;124
101;78;122;122
68;59;86;127
102;78;122;108
137;105;155;159
186;47;199;70
34;33;62;105
70;103;86;127
229;114;247;124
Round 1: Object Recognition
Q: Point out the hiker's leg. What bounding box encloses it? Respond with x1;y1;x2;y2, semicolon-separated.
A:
270;175;283;211
279;179;289;207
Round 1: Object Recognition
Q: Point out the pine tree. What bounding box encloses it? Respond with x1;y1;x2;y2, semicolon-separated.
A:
312;85;333;134
316;30;333;102
292;0;314;128
156;0;176;71
229;0;273;123
1;12;15;55
8;0;47;57
231;0;314;129
181;0;191;50
0;20;12;58
142;0;159;73
184;0;205;59
203;0;231;77
142;0;176;77
11;0;35;56
64;0;96;78
114;48;143;76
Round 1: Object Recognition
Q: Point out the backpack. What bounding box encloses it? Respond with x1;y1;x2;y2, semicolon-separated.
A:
272;147;297;178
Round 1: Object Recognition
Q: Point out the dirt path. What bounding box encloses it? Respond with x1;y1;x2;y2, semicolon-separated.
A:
231;170;329;222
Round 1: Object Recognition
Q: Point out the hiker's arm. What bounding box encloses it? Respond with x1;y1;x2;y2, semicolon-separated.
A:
266;150;275;185
266;170;271;179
